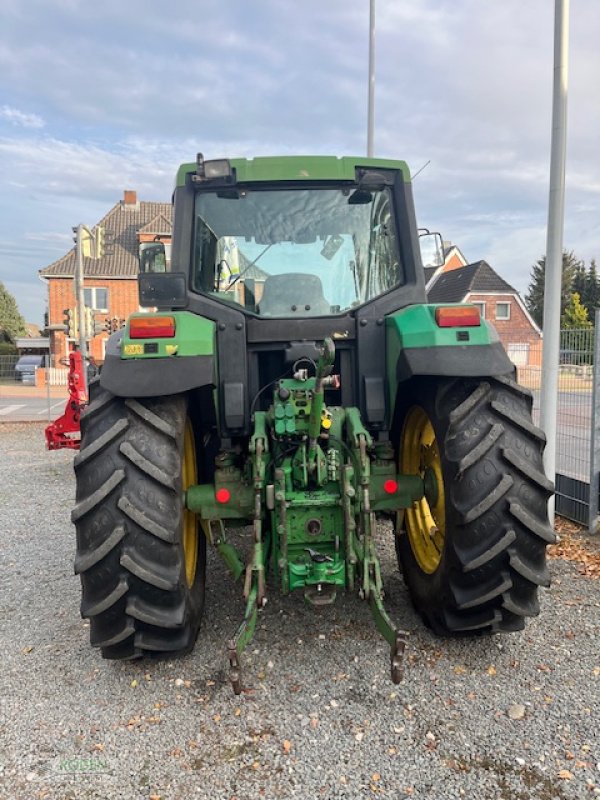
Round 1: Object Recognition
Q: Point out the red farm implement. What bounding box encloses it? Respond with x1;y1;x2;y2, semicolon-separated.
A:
45;351;87;450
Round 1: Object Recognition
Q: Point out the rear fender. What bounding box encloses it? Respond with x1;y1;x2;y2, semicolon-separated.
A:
100;311;216;398
386;304;514;419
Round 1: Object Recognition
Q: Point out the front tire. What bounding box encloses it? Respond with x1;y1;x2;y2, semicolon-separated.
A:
72;379;206;659
396;375;555;635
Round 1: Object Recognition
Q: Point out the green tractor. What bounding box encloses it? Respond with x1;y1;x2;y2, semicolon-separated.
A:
72;155;554;692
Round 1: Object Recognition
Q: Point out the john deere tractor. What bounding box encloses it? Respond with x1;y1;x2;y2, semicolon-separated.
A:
72;155;554;692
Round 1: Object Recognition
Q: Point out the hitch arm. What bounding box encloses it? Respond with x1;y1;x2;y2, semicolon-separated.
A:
227;582;260;695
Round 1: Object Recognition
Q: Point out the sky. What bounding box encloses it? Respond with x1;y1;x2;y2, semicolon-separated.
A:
0;0;598;326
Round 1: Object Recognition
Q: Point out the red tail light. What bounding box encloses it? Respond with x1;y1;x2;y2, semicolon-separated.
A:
216;488;231;504
435;306;481;328
129;315;176;339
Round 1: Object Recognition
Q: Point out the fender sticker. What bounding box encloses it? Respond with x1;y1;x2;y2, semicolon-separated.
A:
123;344;144;356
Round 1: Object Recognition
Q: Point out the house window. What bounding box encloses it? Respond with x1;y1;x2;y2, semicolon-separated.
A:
507;342;529;366
472;301;486;319
84;287;109;312
496;301;511;321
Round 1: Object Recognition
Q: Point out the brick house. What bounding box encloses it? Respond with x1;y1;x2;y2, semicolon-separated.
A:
427;260;542;367
423;241;468;289
39;191;171;363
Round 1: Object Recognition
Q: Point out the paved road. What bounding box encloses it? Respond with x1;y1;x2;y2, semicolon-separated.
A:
0;394;67;422
531;389;593;480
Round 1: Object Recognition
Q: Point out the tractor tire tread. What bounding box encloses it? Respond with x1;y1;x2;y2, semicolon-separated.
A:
81;577;129;618
456;528;517;572
73;386;206;661
125;399;178;439
460;473;513;524
397;375;553;637
456;423;503;475
501;590;540;618
117;496;177;543
509;502;557;544
508;546;551;587
81;378;112;419
74;524;126;574
448;381;490;426
75;418;129;467
450;571;512;610
119;441;176;488
490;399;546;443
71;470;125;522
120;551;180;591
502;447;554;491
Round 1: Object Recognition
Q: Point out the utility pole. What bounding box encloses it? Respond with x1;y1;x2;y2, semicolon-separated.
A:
74;224;89;392
539;0;569;523
367;0;375;157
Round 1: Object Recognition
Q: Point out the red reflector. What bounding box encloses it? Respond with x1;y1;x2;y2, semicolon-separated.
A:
129;315;176;339
384;479;398;495
435;306;481;328
215;488;231;504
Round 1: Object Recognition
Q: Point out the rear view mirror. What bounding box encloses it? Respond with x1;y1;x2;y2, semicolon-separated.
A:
418;230;444;267
139;241;167;273
320;235;344;260
348;189;373;205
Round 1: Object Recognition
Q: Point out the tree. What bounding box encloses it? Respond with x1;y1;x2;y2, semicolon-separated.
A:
561;292;592;329
0;281;26;341
524;250;583;328
572;259;587;301
583;259;600;323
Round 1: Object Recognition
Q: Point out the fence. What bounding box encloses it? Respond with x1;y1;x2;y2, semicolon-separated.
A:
507;322;598;531
0;354;69;385
0;355;19;381
0;354;69;423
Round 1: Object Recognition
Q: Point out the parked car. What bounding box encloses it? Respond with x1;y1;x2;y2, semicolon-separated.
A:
14;354;45;384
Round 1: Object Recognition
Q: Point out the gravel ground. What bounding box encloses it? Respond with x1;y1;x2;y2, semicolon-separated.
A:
0;423;599;800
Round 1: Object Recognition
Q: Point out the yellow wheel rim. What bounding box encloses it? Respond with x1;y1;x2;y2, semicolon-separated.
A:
182;419;198;587
401;406;446;574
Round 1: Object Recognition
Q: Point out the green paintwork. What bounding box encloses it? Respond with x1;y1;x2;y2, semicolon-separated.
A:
289;555;346;591
370;471;424;512
385;303;499;416
176;155;411;188
216;540;245;582
386;303;496;350
179;337;416;689
369;593;397;647
230;583;259;660
186;483;254;520
120;311;215;359
345;406;373;449
270;377;316;437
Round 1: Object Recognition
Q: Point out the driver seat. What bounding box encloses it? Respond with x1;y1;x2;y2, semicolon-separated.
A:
258;273;330;316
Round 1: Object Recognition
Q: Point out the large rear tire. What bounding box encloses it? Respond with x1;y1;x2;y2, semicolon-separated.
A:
396;375;555;635
72;378;206;659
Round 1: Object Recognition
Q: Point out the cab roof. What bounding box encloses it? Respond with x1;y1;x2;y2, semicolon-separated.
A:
176;155;411;188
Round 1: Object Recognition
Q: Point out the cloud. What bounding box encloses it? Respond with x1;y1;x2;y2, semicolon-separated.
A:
0;0;598;327
0;105;45;129
0;135;174;201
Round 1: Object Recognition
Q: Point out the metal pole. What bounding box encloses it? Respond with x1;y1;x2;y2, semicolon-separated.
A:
589;309;600;534
367;0;375;157
75;224;88;393
539;0;569;524
45;352;51;421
